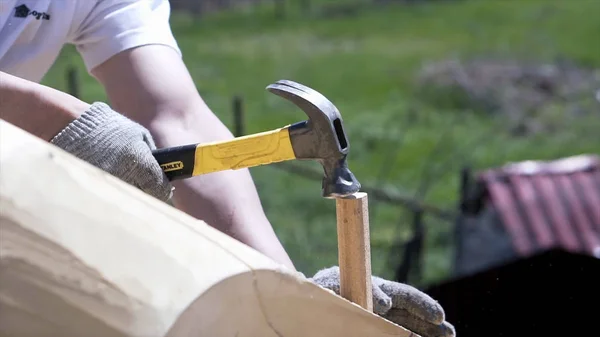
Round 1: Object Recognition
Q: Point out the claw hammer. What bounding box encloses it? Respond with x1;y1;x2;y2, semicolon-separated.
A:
152;80;373;311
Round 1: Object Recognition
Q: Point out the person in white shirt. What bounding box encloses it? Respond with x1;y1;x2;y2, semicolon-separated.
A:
0;1;454;335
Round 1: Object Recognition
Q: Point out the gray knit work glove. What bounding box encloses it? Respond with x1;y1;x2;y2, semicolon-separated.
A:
50;102;174;202
310;266;456;337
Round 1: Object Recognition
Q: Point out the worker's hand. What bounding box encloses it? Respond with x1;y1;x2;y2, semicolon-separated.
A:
51;102;174;202
310;266;455;337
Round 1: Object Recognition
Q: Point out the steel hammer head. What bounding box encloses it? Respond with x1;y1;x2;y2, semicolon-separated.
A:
266;79;361;198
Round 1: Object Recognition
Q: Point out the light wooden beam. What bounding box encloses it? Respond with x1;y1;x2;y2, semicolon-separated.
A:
336;192;373;312
0;119;415;337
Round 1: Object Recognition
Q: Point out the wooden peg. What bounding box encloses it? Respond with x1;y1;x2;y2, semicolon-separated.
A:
335;192;373;311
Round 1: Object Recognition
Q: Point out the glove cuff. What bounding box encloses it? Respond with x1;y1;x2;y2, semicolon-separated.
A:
50;102;118;149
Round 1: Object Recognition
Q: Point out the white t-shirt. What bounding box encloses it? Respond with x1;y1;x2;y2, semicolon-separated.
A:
0;0;182;83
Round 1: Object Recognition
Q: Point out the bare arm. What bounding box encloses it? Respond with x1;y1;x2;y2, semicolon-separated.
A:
90;45;296;270
0;71;89;141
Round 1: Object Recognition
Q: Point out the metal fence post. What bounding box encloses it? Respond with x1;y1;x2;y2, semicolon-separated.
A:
232;95;245;137
66;66;80;99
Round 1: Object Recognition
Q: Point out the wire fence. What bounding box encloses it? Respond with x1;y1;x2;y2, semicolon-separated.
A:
63;63;460;286
62;49;600;285
59;0;600;286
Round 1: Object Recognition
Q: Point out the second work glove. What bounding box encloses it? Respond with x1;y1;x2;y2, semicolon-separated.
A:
50;102;174;202
310;266;456;337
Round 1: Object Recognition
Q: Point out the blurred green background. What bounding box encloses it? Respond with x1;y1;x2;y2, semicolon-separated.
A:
41;0;600;287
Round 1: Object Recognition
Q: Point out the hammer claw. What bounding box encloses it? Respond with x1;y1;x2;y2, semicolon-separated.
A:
266;80;340;122
268;80;330;105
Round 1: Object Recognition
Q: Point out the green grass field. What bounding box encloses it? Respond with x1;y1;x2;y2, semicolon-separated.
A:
41;0;600;286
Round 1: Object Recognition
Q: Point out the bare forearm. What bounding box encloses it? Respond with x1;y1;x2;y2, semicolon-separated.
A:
91;45;296;270
0;71;89;141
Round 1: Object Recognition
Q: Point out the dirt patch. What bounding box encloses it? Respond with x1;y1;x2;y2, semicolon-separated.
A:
415;57;600;136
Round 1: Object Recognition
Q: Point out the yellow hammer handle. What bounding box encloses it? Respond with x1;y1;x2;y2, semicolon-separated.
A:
192;125;296;176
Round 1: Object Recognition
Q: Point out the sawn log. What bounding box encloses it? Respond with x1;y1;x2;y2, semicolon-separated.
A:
0;120;415;337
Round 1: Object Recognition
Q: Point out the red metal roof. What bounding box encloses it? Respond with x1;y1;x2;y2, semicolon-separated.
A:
477;154;600;258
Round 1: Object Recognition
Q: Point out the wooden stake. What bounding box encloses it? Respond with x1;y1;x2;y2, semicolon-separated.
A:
335;192;373;311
